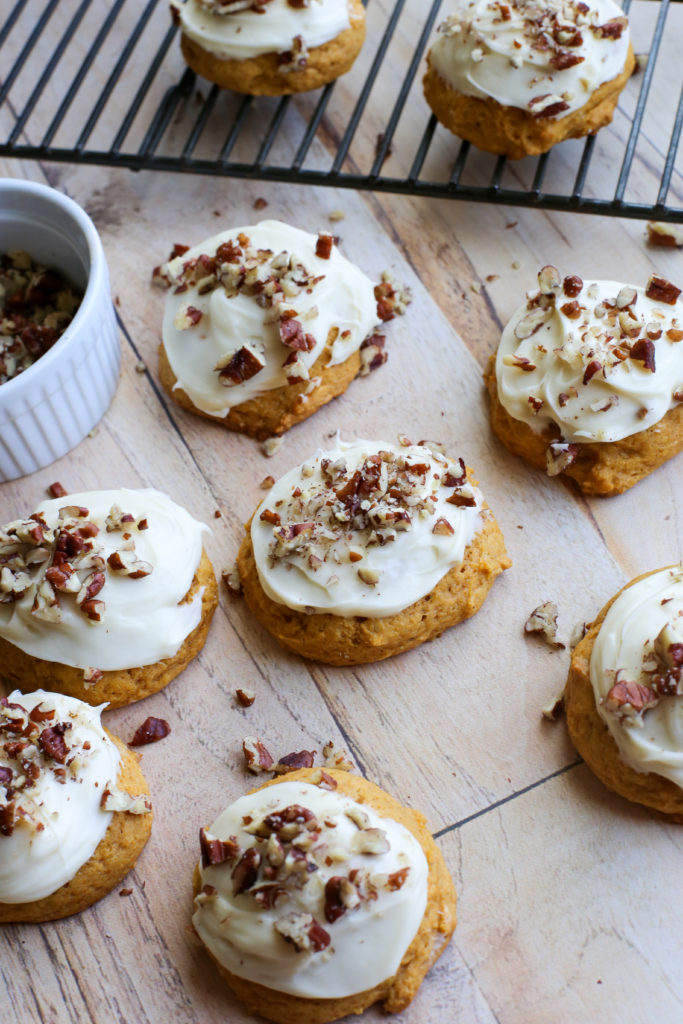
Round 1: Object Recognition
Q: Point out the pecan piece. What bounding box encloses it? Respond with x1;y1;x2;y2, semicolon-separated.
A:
524;602;565;649
272;749;316;774
645;275;681;305
242;736;274;773
199;827;240;868
129;717;171;747
39;723;70;763
232;847;261;895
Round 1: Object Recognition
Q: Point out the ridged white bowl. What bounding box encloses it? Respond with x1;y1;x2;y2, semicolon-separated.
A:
0;179;120;481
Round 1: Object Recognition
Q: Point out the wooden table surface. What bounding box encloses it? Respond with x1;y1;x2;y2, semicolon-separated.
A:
2;3;683;1023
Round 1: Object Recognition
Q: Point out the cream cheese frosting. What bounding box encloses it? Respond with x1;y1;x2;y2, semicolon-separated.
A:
429;0;631;118
170;0;351;61
496;268;683;446
192;778;428;998
0;690;120;903
250;437;485;617
590;567;683;790
158;220;380;418
0;488;207;672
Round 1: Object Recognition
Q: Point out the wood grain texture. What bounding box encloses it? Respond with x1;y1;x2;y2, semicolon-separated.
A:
1;3;683;1022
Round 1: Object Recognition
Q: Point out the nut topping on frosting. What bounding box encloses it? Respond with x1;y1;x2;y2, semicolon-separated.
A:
0;690;150;905
157;221;386;419
590;567;683;789
0;489;207;674
169;0;351;65
192;779;428;998
430;0;631;119
0;504;153;625
496;267;683;454
250;438;485;617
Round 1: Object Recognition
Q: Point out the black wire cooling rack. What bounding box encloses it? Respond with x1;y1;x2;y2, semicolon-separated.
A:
1;0;682;220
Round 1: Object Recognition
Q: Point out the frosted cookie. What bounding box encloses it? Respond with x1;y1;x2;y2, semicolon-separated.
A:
565;567;683;820
192;767;456;1023
485;267;683;495
155;221;400;440
0;489;218;708
0;690;152;922
170;0;366;95
423;0;635;159
236;437;510;664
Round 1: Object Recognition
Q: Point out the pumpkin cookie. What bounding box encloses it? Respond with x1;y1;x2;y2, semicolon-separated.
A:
155;221;405;440
565;566;683;820
0;690;152;922
424;0;635;159
170;0;366;95
236;437;510;664
192;766;456;1023
0;489;218;708
485;266;683;495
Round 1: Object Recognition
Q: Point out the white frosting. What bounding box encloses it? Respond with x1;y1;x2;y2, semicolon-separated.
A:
0;489;206;671
250;438;484;617
0;690;120;903
496;273;683;443
171;0;350;61
160;221;379;418
429;0;630;118
590;567;683;790
192;779;428;998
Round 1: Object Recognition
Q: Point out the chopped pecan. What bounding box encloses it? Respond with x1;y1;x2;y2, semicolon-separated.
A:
232;847;261;895
129;717;171;747
242;736;274;773
645;275;681;305
199;827;240;868
272;750;316;774
524;601;565;649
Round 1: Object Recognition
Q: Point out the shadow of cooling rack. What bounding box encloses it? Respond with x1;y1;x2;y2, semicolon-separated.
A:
0;0;681;220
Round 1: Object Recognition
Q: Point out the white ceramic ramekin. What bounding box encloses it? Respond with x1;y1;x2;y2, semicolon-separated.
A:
0;179;120;481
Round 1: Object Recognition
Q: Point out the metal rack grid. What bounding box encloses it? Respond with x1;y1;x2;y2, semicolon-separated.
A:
1;0;682;220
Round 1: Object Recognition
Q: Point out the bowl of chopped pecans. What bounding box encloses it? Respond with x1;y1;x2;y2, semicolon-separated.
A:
0;178;120;481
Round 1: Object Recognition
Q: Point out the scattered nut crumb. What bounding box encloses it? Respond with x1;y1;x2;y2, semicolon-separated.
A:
486;274;499;283
253;197;268;211
129;717;171;746
646;221;683;248
213;509;222;518
272;750;316;774
135;360;147;374
48;481;67;498
262;436;284;457
470;281;482;294
524;602;565;649
243;736;274;773
119;888;133;897
506;221;518;229
260;475;275;489
213;210;221;217
541;692;565;721
222;565;242;597
88;427;99;439
634;53;648;73
115;296;121;307
323;741;354;772
328;210;345;222
235;688;255;707
511;261;521;270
